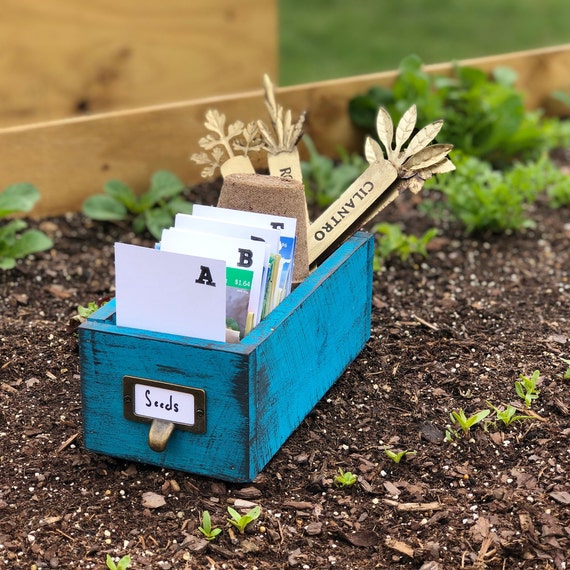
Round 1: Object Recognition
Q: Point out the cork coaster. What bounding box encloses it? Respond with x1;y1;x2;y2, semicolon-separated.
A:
217;173;309;283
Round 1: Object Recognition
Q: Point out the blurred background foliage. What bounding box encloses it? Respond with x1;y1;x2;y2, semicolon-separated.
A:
279;0;570;85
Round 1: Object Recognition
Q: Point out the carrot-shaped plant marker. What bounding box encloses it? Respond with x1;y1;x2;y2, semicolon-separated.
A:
307;105;454;266
190;109;263;178
257;74;306;183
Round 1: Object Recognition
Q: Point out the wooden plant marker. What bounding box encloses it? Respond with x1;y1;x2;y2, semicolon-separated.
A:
190;109;263;179
308;105;454;267
258;74;306;183
308;160;398;266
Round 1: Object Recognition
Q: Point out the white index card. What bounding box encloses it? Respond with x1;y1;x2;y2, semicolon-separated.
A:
114;242;226;342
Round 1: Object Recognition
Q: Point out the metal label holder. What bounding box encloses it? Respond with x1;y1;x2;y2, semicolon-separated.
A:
123;376;206;452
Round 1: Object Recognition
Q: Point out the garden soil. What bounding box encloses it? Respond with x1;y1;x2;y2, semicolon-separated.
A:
1;177;569;569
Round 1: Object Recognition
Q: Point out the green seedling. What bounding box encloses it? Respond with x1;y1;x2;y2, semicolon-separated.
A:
444;427;460;442
198;510;222;541
334;468;358;487
77;302;101;319
515;370;541;408
374;222;438;266
0;183;53;270
70;297;112;328
82;170;193;240
486;401;534;427
559;357;570;380
106;554;131;570
227;505;261;534
422;152;563;234
449;408;491;435
384;448;417;463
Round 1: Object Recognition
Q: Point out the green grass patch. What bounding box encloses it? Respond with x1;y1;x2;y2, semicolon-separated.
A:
279;0;570;85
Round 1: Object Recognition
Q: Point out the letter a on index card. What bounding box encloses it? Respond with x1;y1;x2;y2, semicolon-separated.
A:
114;243;226;342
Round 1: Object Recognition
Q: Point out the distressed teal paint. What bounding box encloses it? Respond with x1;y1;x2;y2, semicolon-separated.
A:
79;232;373;482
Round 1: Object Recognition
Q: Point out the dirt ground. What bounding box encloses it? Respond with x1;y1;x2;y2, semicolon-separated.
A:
1;178;569;570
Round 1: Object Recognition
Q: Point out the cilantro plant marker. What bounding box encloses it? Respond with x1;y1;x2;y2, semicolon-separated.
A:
308;105;454;266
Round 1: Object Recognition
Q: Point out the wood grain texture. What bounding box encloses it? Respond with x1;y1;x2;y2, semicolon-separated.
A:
307;160;398;266
1;44;569;217
79;232;373;482
0;0;276;126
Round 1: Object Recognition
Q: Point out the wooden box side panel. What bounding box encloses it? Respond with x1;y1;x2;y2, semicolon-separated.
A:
79;325;255;481
248;232;374;476
0;0;276;128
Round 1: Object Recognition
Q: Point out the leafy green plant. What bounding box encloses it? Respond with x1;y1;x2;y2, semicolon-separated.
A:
384;448;416;463
486;401;534;427
77;302;99;319
69;297;112;329
560;357;570;380
301;136;367;210
227;505;261;534
374;222;438;266
349;55;551;166
541;115;570;154
542;160;570;208
198;510;222;541
448;408;490;437
423;152;566;233
105;554;131;570
515;370;541;408
551;88;570;109
77;299;111;319
0;183;53;270
82;170;193;240
334;468;358;487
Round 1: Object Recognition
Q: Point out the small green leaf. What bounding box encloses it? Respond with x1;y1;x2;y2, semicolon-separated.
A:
334;468;358;487
227;505;261;533
0;183;40;217
77;302;100;318
106;554;131;570
166;196;193;216
0;219;28;244
144;207;174;240
0;257;16;270
8;229;53;259
83;194;128;221
116;555;131;570
492;66;518;87
147;170;186;205
104;180;138;212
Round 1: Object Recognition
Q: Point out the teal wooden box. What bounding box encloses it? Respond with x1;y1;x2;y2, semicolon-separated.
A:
79;232;373;482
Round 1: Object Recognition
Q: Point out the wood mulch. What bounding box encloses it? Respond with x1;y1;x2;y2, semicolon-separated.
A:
1;179;569;569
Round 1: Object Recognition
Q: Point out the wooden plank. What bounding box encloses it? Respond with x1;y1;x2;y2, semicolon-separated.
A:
0;0;276;127
1;44;569;218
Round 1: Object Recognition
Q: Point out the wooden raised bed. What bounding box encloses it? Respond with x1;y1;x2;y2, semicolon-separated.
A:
0;0;277;127
1;44;569;218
